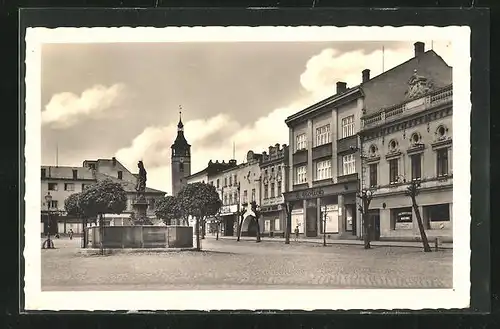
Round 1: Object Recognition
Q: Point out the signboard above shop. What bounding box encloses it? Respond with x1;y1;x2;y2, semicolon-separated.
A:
284;180;358;202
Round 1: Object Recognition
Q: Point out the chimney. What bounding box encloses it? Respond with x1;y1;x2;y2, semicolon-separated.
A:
275;143;280;151
336;81;347;94
414;42;425;57
362;69;370;83
269;146;273;154
112;157;117;166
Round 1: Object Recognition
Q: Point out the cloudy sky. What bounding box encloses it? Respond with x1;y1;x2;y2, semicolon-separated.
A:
41;40;452;193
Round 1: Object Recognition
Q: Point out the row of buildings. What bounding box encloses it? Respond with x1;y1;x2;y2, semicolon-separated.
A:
176;41;453;241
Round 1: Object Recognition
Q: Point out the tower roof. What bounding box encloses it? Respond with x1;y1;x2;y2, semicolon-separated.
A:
171;109;191;151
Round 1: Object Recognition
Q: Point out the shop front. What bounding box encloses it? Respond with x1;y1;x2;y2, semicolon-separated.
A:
283;179;361;238
261;196;285;237
220;204;238;236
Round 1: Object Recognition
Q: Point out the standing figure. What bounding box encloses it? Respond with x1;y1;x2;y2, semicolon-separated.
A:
135;160;147;200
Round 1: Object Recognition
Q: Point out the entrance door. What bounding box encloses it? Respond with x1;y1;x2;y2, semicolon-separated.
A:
306;206;318;237
224;217;234;236
368;212;381;241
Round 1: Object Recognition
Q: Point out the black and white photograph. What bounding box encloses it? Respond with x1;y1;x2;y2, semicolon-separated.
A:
24;26;471;310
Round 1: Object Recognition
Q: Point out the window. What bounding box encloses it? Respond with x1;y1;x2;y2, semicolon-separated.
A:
264;185;269;199
315;124;331;147
48;183;58;191
270;183;275;198
50;200;58;209
149;198;156;210
369;163;378;187
243;190;248;203
64;183;75;191
342;154;356;175
274;218;280;231
216;179;220;188
437;148;449;177
117;171;123;180
295;133;307;151
427;204;450;222
265;169;268;177
411;154;422;180
72;169;77;180
234;175;237;185
277;181;282;195
41;168;46;178
315;159;332;180
341;115;355;138
224;195;228;205
295;165;307;184
224;177;228;187
229;176;232;186
234;192;238;204
389;158;399;184
179;162;184;172
251;189;256;202
229;194;233;205
277;166;281;173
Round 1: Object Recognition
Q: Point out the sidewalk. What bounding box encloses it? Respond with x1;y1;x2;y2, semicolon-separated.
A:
206;235;453;250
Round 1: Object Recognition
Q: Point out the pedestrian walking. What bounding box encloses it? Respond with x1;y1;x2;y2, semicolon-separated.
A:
68;229;74;240
294;225;299;242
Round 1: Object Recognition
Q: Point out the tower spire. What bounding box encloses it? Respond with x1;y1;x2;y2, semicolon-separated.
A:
177;105;184;131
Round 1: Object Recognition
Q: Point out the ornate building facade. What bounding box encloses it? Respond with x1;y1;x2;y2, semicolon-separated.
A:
259;144;289;237
359;78;453;241
171;112;192;196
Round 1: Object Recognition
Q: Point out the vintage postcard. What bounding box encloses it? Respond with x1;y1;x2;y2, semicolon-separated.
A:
24;25;471;311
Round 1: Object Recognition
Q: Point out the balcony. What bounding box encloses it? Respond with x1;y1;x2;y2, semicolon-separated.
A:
312;143;332;160
337;135;358;154
262;195;284;207
337;172;359;184
292;150;308;165
361;85;452;129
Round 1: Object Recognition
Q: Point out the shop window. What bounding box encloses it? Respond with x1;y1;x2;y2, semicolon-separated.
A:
427;204;450;222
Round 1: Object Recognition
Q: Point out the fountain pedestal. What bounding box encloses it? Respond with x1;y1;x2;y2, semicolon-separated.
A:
132;195;149;225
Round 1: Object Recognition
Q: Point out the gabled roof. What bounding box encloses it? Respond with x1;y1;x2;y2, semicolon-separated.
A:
41;165;95;180
94;172;166;195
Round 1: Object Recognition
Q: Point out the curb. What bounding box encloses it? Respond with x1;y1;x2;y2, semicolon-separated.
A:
208;236;453;250
78;247;198;255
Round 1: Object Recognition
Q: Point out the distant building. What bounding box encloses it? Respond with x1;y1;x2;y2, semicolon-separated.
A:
259;144;289;237
283;41;452;240
171;112;192;196
41;157;166;235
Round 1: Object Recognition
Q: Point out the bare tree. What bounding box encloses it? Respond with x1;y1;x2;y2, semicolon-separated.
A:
357;189;374;249
405;180;432;252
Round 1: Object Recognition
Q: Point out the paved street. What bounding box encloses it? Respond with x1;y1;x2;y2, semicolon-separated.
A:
41;237;452;291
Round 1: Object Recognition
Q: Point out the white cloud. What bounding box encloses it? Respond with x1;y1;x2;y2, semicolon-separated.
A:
42;83;126;129
115;42;453;194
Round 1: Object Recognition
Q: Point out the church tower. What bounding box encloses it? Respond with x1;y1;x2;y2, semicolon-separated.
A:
171;110;191;196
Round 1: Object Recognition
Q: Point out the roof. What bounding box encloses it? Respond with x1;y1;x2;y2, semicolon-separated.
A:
186;160;238;180
41;166;95;180
285;49;452;125
94;172;166;195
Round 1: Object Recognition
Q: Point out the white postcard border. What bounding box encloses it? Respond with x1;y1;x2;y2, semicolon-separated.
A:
24;26;471;311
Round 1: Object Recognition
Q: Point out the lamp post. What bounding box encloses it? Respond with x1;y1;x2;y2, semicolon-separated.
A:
42;192;54;249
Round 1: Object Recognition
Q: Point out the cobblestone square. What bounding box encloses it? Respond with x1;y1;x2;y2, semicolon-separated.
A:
41;237;452;291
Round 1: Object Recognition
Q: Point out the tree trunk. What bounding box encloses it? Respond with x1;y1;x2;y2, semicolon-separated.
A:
201;220;206;239
216;221;219;240
411;198;432;252
255;217;261;243
323;213;327;247
195;217;201;250
99;214;104;255
82;217;87;248
237;214;244;241
363;213;371;249
285;204;292;244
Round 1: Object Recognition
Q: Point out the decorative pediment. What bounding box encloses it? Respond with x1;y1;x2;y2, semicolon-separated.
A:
405;69;435;100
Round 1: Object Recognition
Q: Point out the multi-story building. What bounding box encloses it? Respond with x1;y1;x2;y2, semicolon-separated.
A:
41;157;166;234
359;81;453;241
208;161;241;236
171;113;192;196
259;143;289;237
283;41;452;240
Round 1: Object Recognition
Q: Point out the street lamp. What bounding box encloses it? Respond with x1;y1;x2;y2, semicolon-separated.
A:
42;192;54;249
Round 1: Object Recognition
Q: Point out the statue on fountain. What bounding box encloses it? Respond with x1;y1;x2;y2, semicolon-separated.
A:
135;160;147;202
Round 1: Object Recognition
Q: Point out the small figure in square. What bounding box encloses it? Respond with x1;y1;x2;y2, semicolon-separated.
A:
68;229;74;240
294;225;299;241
